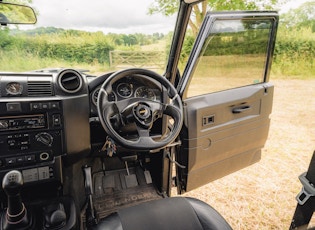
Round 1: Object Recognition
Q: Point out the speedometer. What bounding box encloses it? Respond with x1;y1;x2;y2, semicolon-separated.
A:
134;86;156;100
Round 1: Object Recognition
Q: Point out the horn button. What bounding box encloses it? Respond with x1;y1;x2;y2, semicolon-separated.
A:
133;103;152;127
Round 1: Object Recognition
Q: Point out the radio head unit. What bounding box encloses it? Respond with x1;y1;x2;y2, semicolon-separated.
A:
0;114;46;131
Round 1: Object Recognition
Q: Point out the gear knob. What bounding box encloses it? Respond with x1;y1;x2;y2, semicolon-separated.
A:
2;170;27;225
2;170;23;196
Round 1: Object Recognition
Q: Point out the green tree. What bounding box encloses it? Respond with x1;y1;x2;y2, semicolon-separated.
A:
128;34;138;46
107;33;124;46
149;0;289;36
281;1;315;32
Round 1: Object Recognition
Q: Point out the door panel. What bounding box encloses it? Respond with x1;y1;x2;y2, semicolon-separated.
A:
177;11;278;193
183;83;273;191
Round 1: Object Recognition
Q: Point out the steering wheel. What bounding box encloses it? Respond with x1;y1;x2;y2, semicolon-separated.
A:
97;68;183;151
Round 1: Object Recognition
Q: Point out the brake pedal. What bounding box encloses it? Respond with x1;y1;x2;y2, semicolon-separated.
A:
124;161;138;188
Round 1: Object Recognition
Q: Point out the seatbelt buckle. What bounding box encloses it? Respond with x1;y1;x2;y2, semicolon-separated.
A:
296;172;315;205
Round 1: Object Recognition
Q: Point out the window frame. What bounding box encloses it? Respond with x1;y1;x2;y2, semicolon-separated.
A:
178;11;279;99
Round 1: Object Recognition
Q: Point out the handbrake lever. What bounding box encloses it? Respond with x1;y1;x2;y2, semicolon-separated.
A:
82;165;98;227
83;165;93;195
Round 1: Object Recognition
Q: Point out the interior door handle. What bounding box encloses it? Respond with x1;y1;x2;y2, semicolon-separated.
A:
232;106;251;114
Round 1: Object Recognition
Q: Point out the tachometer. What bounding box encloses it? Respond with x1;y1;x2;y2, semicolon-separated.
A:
134;86;156;100
117;83;133;98
6;82;23;95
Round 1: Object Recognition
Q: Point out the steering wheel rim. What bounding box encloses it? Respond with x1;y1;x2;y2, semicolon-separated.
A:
97;68;183;151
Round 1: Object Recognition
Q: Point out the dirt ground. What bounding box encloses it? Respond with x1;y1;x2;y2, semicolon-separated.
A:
184;79;315;229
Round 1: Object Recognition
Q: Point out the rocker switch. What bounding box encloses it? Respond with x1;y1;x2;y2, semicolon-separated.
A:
203;115;215;126
52;114;61;126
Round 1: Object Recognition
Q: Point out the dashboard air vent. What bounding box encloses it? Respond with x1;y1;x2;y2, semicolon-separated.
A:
58;70;83;94
28;81;53;96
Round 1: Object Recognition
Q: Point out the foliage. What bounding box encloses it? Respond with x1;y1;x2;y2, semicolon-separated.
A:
2;29;114;64
272;26;315;78
149;0;289;36
280;1;315;32
149;0;288;15
0;27;167;73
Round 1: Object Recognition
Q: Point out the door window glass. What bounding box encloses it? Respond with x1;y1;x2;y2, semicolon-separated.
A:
186;19;272;98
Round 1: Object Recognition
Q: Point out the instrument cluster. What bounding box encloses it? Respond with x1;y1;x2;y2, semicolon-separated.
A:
91;75;161;106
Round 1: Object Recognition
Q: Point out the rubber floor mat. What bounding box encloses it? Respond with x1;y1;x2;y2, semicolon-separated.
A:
92;167;162;219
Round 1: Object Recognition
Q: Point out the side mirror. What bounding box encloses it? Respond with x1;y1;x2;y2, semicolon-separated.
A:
0;2;36;25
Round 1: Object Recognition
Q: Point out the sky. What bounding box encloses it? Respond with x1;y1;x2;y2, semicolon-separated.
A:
280;0;311;13
29;0;177;34
28;0;311;34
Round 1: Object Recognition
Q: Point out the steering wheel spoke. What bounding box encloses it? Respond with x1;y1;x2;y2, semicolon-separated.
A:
115;98;138;113
136;126;150;137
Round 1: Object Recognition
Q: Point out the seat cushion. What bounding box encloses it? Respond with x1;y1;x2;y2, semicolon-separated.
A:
92;197;232;230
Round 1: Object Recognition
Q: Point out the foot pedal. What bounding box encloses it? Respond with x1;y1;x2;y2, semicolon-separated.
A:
144;170;152;184
125;174;138;188
102;174;116;193
123;161;138;188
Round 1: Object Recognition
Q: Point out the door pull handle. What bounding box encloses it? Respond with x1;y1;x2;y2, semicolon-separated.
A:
232;106;251;114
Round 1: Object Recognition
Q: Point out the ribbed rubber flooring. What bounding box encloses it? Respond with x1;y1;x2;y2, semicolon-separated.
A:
92;167;162;219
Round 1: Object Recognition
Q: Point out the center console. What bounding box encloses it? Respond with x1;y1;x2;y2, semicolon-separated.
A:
0;69;92;230
0;100;64;185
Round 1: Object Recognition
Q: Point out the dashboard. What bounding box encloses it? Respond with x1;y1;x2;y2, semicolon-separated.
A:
0;68;164;186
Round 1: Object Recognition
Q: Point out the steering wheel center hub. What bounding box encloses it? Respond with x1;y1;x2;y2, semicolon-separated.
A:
135;104;151;120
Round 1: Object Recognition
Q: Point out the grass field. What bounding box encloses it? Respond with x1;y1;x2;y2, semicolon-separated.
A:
183;78;315;229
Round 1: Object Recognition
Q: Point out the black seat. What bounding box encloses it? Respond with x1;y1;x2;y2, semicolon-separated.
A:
92;197;232;230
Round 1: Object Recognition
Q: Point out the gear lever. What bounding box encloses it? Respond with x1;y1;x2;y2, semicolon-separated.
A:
2;170;31;230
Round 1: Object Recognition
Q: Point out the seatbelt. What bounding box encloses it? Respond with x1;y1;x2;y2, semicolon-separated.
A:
290;151;315;229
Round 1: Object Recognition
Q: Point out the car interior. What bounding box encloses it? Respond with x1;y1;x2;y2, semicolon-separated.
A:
0;0;282;229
